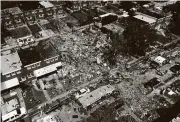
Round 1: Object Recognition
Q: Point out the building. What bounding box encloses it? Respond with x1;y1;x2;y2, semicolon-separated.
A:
1;7;23;28
71;11;89;26
1;7;24;28
9;25;33;47
94;13;118;28
1;77;19;92
78;85;115;108
18;43;59;71
23;11;35;23
133;13;157;26
138;8;172;27
33;62;62;78
27;23;43;38
153;56;167;66
55;5;67;18
1;51;22;78
2;107;26;122
39;1;56;18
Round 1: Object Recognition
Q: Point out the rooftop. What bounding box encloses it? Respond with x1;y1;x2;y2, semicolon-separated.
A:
1;92;20;116
28;23;42;34
9;26;32;39
18;41;58;66
33;62;61;77
100;5;120;14
18;1;43;11
71;11;89;25
78;85;115;108
1;51;22;75
1;77;19;91
154;56;166;64
1;7;22;16
39;1;54;8
141;9;165;19
133;14;157;24
83;9;99;18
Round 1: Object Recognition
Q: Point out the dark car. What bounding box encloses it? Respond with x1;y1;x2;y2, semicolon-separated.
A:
170;64;180;75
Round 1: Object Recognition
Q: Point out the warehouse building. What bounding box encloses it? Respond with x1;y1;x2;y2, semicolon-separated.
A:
78;85;115;108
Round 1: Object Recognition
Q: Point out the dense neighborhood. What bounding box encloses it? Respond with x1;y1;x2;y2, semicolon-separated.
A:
1;1;180;122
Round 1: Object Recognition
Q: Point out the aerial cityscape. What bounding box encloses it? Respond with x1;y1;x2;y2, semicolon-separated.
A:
1;1;180;122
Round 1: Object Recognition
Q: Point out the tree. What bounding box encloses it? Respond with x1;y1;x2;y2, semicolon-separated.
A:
102;31;124;66
120;1;136;11
123;22;157;56
67;22;74;32
166;2;180;35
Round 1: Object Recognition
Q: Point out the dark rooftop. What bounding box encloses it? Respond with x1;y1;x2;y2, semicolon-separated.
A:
18;47;42;66
144;78;160;89
18;1;43;11
10;26;32;39
28;23;42;35
18;41;58;66
100;5;120;14
82;9;99;18
140;9;165;19
170;64;180;73
71;11;89;25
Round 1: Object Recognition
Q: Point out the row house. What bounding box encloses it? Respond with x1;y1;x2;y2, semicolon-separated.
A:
81;1;89;9
24;61;41;71
12;13;25;27
35;9;45;20
24;55;60;71
72;1;81;12
23;11;35;23
56;5;67;18
2;15;14;29
44;7;55;18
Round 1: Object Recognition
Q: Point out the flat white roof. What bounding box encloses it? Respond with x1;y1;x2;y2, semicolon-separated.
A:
1;78;19;91
121;14;129;17
1;52;22;75
34;65;57;77
39;1;54;8
154;56;166;64
78;85;115;108
100;13;117;18
2;109;18;121
134;14;156;24
33;62;62;77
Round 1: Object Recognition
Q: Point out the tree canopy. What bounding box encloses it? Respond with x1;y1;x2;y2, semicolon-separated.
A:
165;2;180;35
123;22;157;56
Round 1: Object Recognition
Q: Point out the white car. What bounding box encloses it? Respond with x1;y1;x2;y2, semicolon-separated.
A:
75;87;90;99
